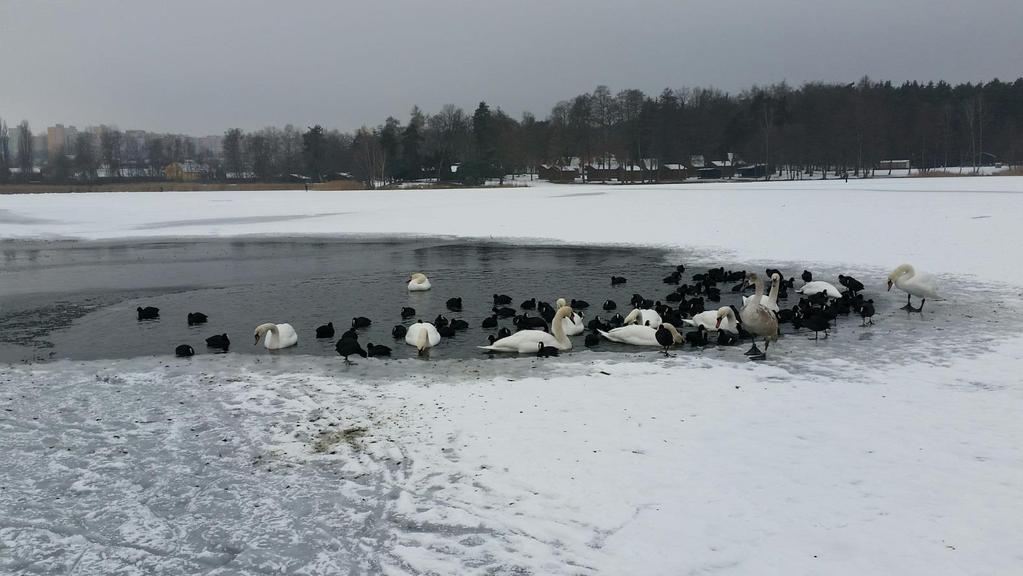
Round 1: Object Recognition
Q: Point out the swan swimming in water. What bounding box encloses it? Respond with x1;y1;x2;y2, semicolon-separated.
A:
480;306;576;353
622;308;663;329
254;323;298;350
599;323;683;347
405;321;441;356
739;273;779;360
408;273;432;291
887;263;939;312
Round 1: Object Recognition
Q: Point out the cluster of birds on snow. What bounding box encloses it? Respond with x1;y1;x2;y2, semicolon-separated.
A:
146;265;938;362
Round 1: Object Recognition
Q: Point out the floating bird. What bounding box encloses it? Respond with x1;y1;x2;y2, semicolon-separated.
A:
493;294;513;305
187;312;207;326
623;308;663;329
450;319;469;330
254;323;298;350
406;321;441;356
570;299;590;309
446;297;463;311
497;327;512;339
175;344;195;357
391;324;408;338
537;342;560;358
315;322;335;338
801;270;813;283
480;306;576;353
367;343;392;357
520;298;536;310
887;264;939;312
352;317;372;329
137;306;160;320
600;323;683;347
584;331;601;347
401;307;416;319
685;325;709;347
603;299;617;311
481;315;498;328
611;276;627;285
205;333;230;350
408;273;431;291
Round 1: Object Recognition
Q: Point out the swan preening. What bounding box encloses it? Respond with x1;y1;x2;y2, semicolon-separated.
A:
408;273;432;291
887;264;939;312
682;307;739;334
406;321;441;355
555;298;585;335
796;281;843;299
254;323;298;350
480;306;575;353
623;308;663;329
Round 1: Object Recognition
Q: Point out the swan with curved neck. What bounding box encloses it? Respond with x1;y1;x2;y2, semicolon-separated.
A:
405;321;441;355
623;308;663;329
743;272;782;312
683;306;740;333
254;322;298;350
408;272;432;292
739;273;779;360
480;306;575;353
599;323;682;346
555;298;585;335
887;263;938;312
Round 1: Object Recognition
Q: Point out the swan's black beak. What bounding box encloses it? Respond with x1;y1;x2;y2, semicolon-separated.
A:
886;280;893;292
253;336;259;345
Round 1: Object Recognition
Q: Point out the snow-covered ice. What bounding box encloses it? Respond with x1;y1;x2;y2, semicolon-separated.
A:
2;176;1023;574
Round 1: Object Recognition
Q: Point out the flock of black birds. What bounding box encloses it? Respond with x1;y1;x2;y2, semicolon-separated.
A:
138;263;879;361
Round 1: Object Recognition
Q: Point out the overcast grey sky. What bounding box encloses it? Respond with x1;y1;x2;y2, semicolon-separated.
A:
2;0;1021;135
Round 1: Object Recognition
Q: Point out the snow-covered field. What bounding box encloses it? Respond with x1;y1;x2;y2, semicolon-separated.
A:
2;177;1023;575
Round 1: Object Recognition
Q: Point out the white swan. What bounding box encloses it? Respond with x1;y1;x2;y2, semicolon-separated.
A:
742;273;782;312
405;322;441;355
555;298;585;336
599;323;683;346
408;272;432;292
796;281;843;299
887;263;939;311
622;308;663;329
739;273;779;359
480;306;575;353
254;323;298;350
683;307;740;334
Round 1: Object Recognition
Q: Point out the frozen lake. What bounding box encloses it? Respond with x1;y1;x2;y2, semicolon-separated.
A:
2;178;1023;575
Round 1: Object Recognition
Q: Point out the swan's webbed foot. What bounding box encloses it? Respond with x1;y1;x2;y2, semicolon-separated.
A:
748;352;767;361
343;358;356;366
900;303;914;311
744;343;762;356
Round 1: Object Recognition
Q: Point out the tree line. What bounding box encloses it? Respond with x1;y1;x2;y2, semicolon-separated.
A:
2;77;1020;186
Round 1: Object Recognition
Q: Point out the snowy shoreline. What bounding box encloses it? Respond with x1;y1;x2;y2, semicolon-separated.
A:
3;176;1023;574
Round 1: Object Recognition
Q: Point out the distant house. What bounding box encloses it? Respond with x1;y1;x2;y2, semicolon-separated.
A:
164;161;209;181
737;164;768;179
878;159;910;170
698;160;736;180
538;164;579;182
659;163;688;181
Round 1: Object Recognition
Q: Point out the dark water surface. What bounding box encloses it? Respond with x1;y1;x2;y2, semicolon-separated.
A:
0;238;692;362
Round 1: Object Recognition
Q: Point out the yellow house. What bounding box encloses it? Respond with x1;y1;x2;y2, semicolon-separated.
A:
164;161;208;181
